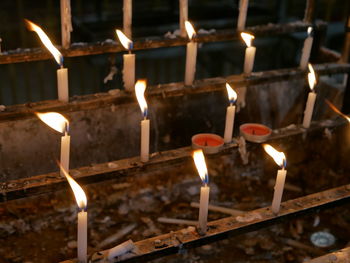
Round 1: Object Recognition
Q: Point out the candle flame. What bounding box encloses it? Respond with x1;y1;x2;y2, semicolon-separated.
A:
241;32;254;47
116;29;133;50
185;21;196;40
263;144;286;169
25;19;63;67
193;149;209;184
59;163;87;210
307;27;313;36
36;112;69;133
226;83;237;104
308;63;317;91
135;79;148;117
325;99;350;122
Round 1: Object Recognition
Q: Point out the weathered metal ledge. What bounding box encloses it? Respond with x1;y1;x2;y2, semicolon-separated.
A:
0;21;326;65
305;247;350;263
0;117;345;203
61;183;350;263
0;62;348;123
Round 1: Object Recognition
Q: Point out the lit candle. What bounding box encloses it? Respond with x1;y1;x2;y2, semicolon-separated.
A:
116;30;135;92
36;112;70;177
25;19;69;102
300;27;313;70
60;165;87;263
184;21;197;86
263;144;287;214
224;83;238;143
302;63;317;128
179;0;188;38
135;80;150;162
123;0;132;38
241;32;256;74
60;0;73;49
237;0;249;31
192;149;210;235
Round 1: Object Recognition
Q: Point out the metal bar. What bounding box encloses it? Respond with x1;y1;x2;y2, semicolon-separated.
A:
0;21;326;65
305;247;350;263
0;117;345;203
0;62;348;123
61;183;350;263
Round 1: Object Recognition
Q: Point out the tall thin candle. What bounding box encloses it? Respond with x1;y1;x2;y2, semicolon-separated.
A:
135;80;150;162
300;27;313;69
302;64;317;128
25;19;69;102
184;21;198;86
241;32;256;74
36;112;70;177
224;83;237;143
116;30;135;92
237;0;249;31
179;0;188;37
193;149;210;235
263;144;287;214
123;0;132;38
60;0;72;49
60;165;87;263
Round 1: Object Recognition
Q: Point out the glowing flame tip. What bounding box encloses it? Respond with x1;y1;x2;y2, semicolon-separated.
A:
185;21;196;40
36;112;69;133
192;149;209;184
241;32;254;47
226;83;237;103
135;80;148;117
263;144;286;169
116;29;133;50
308;63;316;91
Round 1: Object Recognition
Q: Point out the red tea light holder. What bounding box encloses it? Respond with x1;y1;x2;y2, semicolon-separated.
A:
191;133;224;154
240;123;271;143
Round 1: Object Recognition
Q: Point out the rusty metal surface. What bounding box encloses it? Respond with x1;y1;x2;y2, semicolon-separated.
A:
304;247;350;263
60;183;350;263
0;118;345;203
0;21;326;65
0;63;348;123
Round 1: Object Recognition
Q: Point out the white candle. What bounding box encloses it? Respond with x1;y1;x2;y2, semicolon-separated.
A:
241;32;256;74
263;144;287;215
302;63;317;128
135;80;150;162
57;67;69;102
199;185;210;233
25;20;70;102
116;30;135;92
303;92;316;128
123;0;132;38
141;118;150;162
123;54;135;92
60;166;88;263
193;149;210;235
78;210;88;263
107;240;135;260
237;0;249;31
179;0;188;38
300;27;313;70
184;21;197;86
224;83;237;143
60;0;72;49
60;131;70;177
271;168;287;214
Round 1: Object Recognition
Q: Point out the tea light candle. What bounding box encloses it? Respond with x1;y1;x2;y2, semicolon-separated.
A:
193;149;210;235
135;80;150;162
224;83;238;143
179;0;188;37
116;30;135;92
25;19;69;102
60;166;88;263
302;64;317;128
263;144;287;214
123;0;132;38
241;32;256;74
192;133;224;154
240;123;271;143
237;0;249;31
300;27;313;69
36;112;70;177
185;21;197;86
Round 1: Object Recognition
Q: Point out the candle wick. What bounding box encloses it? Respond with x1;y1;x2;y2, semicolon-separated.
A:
128;49;131;55
252;129;255;135
204;140;208;146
